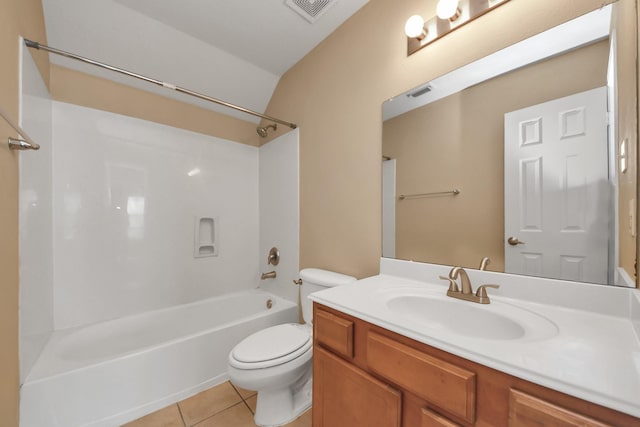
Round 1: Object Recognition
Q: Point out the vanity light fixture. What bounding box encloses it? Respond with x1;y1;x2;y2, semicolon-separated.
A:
405;15;427;40
436;0;461;21
405;0;510;56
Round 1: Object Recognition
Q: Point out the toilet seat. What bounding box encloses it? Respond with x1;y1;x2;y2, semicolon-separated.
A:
229;323;312;370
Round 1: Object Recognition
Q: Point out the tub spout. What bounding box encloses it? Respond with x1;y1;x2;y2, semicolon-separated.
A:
261;271;277;280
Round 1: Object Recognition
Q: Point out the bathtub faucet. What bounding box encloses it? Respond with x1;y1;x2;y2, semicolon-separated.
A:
261;271;277;280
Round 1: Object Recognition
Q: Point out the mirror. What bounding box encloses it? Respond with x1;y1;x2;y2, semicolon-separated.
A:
382;2;637;287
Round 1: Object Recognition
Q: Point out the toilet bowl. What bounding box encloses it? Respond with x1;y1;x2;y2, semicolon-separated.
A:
227;268;356;427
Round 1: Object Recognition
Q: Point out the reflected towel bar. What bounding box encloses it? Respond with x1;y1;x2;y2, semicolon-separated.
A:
399;189;460;200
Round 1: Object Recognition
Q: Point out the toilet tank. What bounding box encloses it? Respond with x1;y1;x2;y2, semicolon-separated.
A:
299;268;356;324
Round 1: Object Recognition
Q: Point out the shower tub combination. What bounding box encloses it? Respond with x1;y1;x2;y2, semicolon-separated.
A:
20;289;298;427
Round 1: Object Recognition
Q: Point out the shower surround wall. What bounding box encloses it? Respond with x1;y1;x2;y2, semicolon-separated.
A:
19;46;54;382
51;102;261;329
258;129;300;304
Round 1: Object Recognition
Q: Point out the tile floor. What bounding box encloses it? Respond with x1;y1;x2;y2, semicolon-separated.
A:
122;381;312;427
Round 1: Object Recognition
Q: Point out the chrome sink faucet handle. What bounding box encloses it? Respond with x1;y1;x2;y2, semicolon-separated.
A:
449;267;473;295
475;284;500;304
478;256;491;271
439;275;459;293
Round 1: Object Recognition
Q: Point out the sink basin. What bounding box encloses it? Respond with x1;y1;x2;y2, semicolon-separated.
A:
386;293;558;341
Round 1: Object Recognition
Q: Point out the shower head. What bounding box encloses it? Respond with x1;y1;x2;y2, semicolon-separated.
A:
257;123;277;137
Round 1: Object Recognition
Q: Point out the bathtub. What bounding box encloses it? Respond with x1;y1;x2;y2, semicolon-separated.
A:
20;289;298;427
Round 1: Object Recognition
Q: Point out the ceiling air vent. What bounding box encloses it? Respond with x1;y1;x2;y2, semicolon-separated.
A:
285;0;338;23
407;85;433;98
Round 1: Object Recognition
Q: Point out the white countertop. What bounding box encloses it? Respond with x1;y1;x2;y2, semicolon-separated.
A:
309;259;640;418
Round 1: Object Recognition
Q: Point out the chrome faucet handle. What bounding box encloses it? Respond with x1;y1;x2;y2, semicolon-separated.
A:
267;247;280;266
478;256;491;271
475;284;500;303
439;275;459;293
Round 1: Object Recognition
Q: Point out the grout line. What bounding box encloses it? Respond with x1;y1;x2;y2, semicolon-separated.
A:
191;402;254;427
229;381;243;398
228;381;255;416
229;381;253;400
228;382;257;418
241;398;255;415
176;403;187;427
178;383;242;426
229;381;257;402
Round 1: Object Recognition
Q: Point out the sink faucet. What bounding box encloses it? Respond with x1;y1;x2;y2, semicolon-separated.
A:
449;266;473;295
440;266;500;304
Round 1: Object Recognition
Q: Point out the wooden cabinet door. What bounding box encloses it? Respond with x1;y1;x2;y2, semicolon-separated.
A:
313;346;402;427
509;389;612;427
367;331;476;423
421;407;462;427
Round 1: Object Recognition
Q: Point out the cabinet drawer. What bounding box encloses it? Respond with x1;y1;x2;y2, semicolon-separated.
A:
314;308;354;358
367;331;476;423
509;389;612;427
421;407;461;427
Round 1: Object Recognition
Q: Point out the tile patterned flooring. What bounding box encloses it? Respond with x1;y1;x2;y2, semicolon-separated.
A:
122;381;312;427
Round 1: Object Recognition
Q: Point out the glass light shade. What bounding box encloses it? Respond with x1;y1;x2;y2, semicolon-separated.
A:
436;0;460;20
404;15;425;38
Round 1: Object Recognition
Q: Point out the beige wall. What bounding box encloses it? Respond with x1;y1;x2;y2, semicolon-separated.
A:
0;0;48;423
638;0;640;284
263;0;635;279
383;41;609;272
50;65;261;147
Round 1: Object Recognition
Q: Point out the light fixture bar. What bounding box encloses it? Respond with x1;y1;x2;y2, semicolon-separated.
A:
407;0;511;56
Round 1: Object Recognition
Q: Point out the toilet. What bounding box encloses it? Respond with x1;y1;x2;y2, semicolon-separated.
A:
227;268;356;427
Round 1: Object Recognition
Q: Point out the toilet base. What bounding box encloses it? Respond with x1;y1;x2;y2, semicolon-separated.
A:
254;371;312;427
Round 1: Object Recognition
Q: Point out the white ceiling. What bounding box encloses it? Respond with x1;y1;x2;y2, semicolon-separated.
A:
41;0;369;123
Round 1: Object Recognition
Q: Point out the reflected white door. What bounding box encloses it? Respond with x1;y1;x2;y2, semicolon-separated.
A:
504;87;609;283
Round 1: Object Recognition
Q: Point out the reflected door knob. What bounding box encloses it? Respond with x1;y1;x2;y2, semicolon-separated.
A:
507;237;525;246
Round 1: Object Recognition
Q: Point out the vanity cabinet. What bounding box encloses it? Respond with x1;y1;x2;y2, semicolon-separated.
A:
313;303;640;427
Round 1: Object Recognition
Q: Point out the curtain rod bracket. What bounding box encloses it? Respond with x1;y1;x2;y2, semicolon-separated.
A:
8;137;40;151
24;39;40;49
0;102;41;151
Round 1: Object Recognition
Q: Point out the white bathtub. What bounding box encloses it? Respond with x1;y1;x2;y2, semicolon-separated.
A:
20;289;298;427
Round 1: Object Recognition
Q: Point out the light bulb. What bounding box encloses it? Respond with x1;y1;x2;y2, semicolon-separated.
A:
436;0;460;20
404;15;425;39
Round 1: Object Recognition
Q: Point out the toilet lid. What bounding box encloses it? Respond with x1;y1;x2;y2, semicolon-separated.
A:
232;323;311;364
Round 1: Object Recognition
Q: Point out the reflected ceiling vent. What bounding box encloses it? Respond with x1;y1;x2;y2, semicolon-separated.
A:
285;0;338;23
407;84;433;98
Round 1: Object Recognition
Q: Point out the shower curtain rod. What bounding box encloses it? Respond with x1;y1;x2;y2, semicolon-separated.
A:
24;39;297;129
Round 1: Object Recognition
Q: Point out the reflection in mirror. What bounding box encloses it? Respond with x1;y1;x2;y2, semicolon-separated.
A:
382;2;637;287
